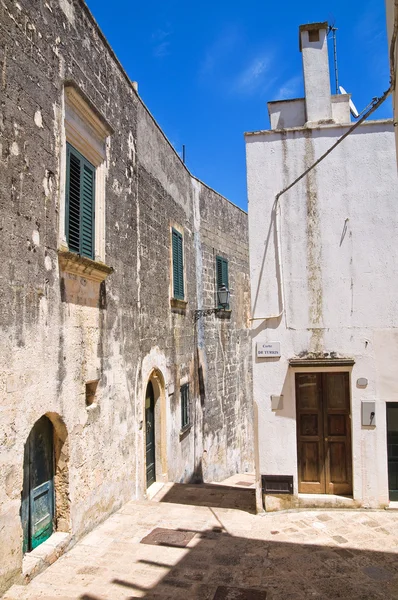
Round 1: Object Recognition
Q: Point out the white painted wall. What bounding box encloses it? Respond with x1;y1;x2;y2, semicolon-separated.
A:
300;24;332;124
246;120;398;509
386;0;398;165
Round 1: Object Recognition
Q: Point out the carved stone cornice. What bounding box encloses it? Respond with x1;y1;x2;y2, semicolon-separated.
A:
58;250;113;283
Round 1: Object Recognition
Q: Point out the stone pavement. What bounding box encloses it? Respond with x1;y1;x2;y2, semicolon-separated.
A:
3;480;398;600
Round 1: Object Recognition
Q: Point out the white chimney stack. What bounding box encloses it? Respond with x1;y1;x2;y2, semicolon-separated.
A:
299;22;332;125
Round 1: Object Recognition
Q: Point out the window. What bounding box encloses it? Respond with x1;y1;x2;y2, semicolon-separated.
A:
85;380;99;407
181;383;190;429
66;143;95;259
216;255;229;309
60;84;112;269
59;86;113;283
172;228;184;300
308;29;320;43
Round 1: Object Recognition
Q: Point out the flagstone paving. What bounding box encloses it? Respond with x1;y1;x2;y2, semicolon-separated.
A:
3;480;398;600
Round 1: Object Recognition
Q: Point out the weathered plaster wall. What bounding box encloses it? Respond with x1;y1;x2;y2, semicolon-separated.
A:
0;0;253;592
386;0;398;164
246;120;398;510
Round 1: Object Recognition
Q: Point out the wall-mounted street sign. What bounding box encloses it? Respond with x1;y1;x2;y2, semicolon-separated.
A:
256;342;281;358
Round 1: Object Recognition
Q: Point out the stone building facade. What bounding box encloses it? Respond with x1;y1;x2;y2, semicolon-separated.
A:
246;22;398;513
386;0;398;163
0;0;253;592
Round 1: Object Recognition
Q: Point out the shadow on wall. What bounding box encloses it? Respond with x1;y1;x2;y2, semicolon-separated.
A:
60;275;107;308
251;197;284;334
158;481;256;514
188;459;204;485
77;520;398;599
269;367;296;421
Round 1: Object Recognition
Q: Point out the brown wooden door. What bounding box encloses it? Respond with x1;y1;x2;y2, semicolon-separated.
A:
296;372;352;495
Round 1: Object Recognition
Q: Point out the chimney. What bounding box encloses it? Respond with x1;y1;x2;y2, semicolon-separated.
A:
299;22;332;125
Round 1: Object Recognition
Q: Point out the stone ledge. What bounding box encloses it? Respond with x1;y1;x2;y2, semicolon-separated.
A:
179;423;192;438
22;532;71;584
170;297;188;311
58;250;113;283
263;493;363;512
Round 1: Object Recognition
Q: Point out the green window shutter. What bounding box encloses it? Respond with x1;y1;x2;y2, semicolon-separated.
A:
172;228;184;299
66;146;81;254
81;163;95;259
181;384;190;429
66;143;95;259
216;256;229;309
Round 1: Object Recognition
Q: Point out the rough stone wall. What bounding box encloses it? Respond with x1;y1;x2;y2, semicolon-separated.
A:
0;0;253;592
196;186;253;481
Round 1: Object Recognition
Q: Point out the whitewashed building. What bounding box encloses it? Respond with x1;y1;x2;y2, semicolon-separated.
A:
245;22;398;512
386;0;398;162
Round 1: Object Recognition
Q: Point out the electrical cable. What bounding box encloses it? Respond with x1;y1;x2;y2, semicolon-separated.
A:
250;16;397;323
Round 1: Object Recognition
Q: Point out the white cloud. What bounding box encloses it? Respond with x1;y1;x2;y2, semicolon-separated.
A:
199;25;241;79
151;28;172;58
274;75;302;100
233;53;274;95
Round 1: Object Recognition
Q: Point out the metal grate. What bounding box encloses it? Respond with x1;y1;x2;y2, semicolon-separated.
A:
261;475;293;495
140;527;196;548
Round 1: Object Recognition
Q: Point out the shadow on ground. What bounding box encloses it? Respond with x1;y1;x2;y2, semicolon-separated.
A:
76;487;398;600
155;482;256;514
78;527;398;599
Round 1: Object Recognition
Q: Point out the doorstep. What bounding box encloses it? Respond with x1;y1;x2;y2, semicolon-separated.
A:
298;493;358;509
264;492;361;512
386;500;398;510
22;532;71;583
146;481;165;500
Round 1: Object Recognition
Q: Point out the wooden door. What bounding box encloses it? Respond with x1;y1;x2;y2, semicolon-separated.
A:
296;373;325;493
22;416;54;552
323;373;352;495
387;403;398;501
296;373;352;495
145;381;156;488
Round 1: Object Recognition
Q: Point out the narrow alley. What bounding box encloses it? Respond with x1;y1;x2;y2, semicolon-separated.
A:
3;477;398;600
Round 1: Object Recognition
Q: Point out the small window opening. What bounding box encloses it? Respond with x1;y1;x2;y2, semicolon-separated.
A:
180;383;190;430
308;29;320;43
85;380;99;407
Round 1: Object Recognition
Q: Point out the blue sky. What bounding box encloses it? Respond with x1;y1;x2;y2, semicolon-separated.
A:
86;0;392;211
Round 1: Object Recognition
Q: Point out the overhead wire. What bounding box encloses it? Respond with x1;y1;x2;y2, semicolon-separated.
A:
250;16;397;324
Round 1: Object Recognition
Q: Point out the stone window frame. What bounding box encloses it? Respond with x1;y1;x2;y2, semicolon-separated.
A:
58;84;113;282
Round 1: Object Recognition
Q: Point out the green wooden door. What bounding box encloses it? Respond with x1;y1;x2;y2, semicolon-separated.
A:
22;416;54;552
145;382;156;488
387;403;398;501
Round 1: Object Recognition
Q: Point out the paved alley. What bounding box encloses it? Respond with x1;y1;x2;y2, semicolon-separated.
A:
3;481;398;600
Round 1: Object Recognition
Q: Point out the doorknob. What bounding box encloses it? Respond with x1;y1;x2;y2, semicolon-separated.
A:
324;437;328;441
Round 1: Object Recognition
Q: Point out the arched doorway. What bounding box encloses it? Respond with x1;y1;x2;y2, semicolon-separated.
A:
21;416;54;552
145;381;156;488
144;370;168;491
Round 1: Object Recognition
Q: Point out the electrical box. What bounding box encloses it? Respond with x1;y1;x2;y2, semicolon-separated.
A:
271;395;283;410
362;401;376;427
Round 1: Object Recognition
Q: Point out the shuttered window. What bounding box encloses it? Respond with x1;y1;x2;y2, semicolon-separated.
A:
172;228;184;300
66;143;95;259
181;383;190;429
216;256;229;309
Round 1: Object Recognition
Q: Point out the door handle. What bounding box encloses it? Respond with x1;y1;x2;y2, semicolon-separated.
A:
324;437;328;442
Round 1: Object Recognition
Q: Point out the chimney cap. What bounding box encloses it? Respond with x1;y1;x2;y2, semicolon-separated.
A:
299;22;328;51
